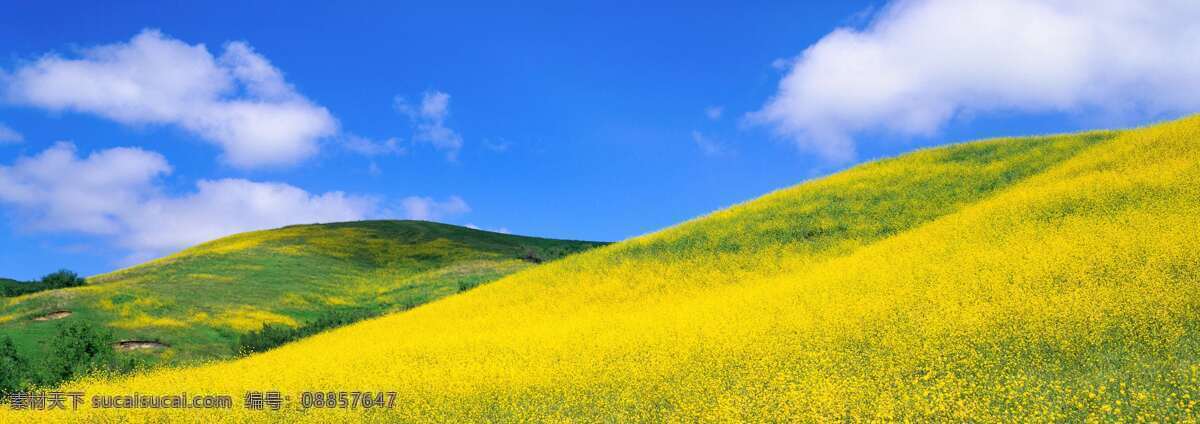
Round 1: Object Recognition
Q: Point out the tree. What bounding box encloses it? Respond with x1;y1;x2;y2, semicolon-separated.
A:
41;321;115;385
0;336;27;395
39;269;87;289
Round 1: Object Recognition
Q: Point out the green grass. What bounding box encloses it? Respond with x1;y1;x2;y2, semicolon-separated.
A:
0;220;603;368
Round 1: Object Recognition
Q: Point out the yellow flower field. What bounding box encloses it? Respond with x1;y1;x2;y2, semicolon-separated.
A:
4;115;1200;422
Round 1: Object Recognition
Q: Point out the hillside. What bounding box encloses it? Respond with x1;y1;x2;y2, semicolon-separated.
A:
0;221;603;366
10;115;1200;422
0;278;20;291
0;278;23;298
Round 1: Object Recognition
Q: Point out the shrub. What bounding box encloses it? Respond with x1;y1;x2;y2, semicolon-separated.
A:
237;324;296;354
40;321;117;385
239;308;380;355
39;269;87;289
0;336;27;396
0;269;87;297
457;277;489;293
0;278;37;297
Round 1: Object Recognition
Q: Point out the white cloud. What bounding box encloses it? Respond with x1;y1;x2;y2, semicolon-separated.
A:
751;0;1200;161
344;134;404;156
0;142;171;236
0;143;446;261
2;29;337;168
0;123;22;144
398;195;470;221
125;179;374;255
395;91;463;159
691;131;724;156
705;106;723;120
465;223;510;234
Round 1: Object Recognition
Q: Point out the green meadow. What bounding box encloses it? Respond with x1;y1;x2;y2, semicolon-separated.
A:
0;220;603;368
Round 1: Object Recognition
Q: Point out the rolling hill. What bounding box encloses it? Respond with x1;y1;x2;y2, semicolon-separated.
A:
0;278;21;292
7;115;1200;422
0;221;604;367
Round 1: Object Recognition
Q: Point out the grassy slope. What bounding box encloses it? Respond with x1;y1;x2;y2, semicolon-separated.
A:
12;116;1200;421
0;278;21;292
0;220;603;365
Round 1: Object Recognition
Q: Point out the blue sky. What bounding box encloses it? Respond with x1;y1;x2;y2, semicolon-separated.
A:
1;1;1197;279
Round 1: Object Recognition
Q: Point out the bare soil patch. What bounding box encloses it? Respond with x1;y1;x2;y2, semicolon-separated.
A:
115;340;169;351
32;310;72;321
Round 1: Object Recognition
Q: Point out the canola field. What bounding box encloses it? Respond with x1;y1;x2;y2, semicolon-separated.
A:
5;115;1200;422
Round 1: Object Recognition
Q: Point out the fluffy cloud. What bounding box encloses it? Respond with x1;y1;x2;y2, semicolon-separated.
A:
395;91;463;159
2;29;337;168
751;0;1200;161
397;195;470;221
0;143;468;261
691;131;725;156
0;142;171;236
0;123;22;144
124;179;375;256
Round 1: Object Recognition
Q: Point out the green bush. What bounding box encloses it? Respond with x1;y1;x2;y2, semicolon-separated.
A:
0;278;37;297
39;269;87;289
239;307;380;354
41;321;117;385
0;269;87;297
457;276;489;293
0;336;28;396
0;322;145;400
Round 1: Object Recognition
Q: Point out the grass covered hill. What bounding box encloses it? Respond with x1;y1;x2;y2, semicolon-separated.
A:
0;221;604;366
9;115;1200;422
0;278;20;292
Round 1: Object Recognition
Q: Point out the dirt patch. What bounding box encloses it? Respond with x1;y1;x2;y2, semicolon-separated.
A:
115;340;169;351
32;310;72;321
